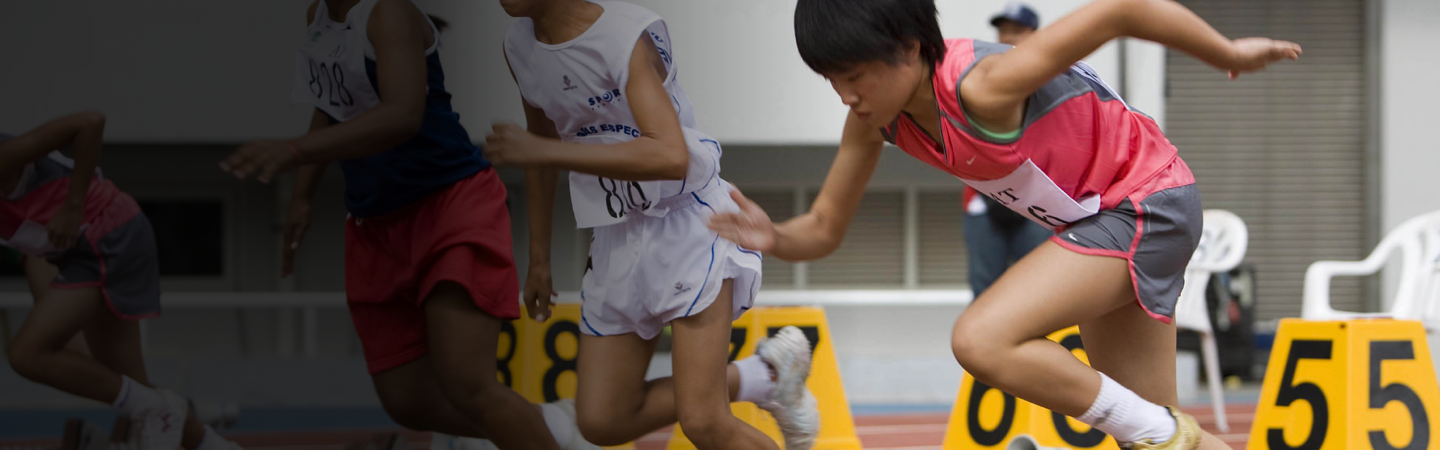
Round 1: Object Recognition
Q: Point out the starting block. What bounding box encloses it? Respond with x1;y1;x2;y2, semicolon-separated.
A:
497;304;583;403
668;306;862;450
1248;319;1440;450
943;326;1119;450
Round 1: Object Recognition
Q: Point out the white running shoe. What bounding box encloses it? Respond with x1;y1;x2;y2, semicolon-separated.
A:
548;399;601;450
133;389;188;450
756;326;821;450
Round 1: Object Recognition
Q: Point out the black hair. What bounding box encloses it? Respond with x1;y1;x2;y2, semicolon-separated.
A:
795;0;946;75
428;14;449;33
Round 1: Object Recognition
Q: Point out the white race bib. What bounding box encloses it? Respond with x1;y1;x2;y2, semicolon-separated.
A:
568;135;664;228
291;23;382;122
958;159;1100;230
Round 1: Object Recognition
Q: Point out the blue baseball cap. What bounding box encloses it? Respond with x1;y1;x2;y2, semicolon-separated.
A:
990;2;1040;30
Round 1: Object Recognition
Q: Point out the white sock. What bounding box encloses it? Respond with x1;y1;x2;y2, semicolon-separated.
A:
538;403;576;446
1075;373;1177;444
733;355;776;404
111;375;165;416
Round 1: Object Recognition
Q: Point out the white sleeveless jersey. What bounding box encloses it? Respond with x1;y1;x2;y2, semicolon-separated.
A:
504;1;722;228
292;0;441;122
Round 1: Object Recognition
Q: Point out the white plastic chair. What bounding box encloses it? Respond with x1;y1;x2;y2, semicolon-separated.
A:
1302;209;1440;328
1174;209;1248;433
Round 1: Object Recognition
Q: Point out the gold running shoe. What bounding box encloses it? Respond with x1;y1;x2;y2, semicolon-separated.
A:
1121;407;1201;450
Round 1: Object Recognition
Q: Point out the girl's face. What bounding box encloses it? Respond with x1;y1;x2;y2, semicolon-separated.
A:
821;45;927;128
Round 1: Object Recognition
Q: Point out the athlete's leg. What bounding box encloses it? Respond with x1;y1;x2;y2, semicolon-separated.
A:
22;256;90;356
1081;304;1229;449
951;241;1134;415
81;297;213;448
8;286;119;403
369;355;492;436
573;332;668;445
424;281;560;450
24;256;209;448
573;313;743;446
952;241;1189;445
668;281;777;450
572;283;776;448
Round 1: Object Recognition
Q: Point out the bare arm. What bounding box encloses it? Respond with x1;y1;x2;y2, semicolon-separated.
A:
523;105;560;272
709;113;885;262
291;109;332;206
0;111;108;248
501;50;563;271
280;108;332;278
520;104;561;321
961;0;1301;131
487;36;689;181
503;47;565;320
0;111;105;194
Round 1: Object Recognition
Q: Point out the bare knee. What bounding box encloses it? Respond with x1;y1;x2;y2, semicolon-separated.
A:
951;318;1006;380
676;408;733;445
577;423;631;447
435;370;512;411
576;401;632;446
7;337;47;382
375;387;442;431
382;394;447;431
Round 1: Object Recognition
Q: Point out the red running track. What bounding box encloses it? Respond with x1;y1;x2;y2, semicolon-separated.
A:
0;404;1257;450
634;403;1256;450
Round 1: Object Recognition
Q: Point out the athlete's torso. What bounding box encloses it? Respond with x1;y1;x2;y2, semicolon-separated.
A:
504;1;723;228
884;39;1193;230
293;0;488;218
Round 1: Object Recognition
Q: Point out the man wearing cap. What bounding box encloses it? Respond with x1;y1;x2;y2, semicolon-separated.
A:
960;2;1051;298
990;2;1041;45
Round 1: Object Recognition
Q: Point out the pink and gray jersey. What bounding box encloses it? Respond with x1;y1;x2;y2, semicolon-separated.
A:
883;39;1195;231
0;150;140;257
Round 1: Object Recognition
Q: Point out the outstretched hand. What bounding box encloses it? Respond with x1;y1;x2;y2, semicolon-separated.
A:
221;140;299;184
484;123;547;167
706;188;777;253
1224;38;1302;79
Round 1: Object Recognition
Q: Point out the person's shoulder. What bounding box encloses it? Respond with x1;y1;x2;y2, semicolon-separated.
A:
597;1;663;24
945;38;976;48
305;0;321;25
503;17;538;48
970;40;1013;57
941;39;1014;66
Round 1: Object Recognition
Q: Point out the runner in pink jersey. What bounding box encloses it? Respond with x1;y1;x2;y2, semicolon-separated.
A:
710;0;1299;449
2;112;238;450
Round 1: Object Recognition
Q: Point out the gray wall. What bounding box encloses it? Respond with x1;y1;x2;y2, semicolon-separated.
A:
0;144;969;408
